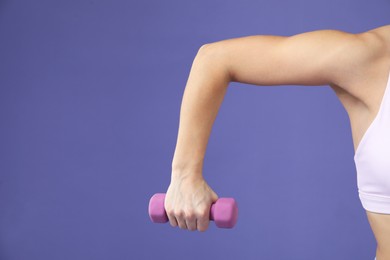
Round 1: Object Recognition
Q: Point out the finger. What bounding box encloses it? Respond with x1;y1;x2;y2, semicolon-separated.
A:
212;191;219;202
185;212;197;231
197;217;209;232
175;211;187;229
166;210;178;227
196;210;210;232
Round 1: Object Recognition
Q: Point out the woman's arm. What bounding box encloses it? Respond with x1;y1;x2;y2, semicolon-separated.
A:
171;29;374;178
167;28;377;232
170;44;231;177
166;45;230;232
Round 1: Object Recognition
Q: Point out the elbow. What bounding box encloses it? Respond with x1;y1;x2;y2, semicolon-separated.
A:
194;42;234;83
195;43;218;61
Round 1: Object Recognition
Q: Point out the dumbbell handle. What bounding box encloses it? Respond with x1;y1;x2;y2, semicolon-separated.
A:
148;193;238;228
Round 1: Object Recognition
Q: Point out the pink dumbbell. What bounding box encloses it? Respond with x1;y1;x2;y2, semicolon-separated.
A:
148;193;238;228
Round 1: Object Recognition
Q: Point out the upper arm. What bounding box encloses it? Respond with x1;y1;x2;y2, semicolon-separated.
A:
205;29;380;90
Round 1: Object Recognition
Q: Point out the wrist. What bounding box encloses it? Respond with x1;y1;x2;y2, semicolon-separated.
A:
172;157;203;171
171;164;203;181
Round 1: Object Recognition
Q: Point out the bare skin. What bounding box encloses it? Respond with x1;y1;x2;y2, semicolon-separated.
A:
166;24;390;258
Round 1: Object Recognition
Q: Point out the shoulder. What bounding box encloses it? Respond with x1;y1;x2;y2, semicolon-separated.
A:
329;25;390;103
358;25;390;62
365;24;390;48
274;27;388;90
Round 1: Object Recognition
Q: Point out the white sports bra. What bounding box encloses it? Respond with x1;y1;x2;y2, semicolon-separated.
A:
354;69;390;214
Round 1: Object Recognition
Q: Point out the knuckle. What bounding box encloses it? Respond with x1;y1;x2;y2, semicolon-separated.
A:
185;211;195;219
166;208;174;216
174;209;184;217
198;210;209;219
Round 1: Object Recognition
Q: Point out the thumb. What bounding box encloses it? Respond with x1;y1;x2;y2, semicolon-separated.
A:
211;190;219;202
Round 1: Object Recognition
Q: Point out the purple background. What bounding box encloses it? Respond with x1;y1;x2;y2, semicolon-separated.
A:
0;0;389;259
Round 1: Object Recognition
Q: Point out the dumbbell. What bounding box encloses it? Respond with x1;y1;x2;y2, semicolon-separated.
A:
148;193;238;228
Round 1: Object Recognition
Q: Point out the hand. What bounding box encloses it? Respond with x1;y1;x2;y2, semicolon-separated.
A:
164;173;219;232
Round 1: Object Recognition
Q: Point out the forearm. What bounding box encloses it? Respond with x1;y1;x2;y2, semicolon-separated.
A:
171;44;231;179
